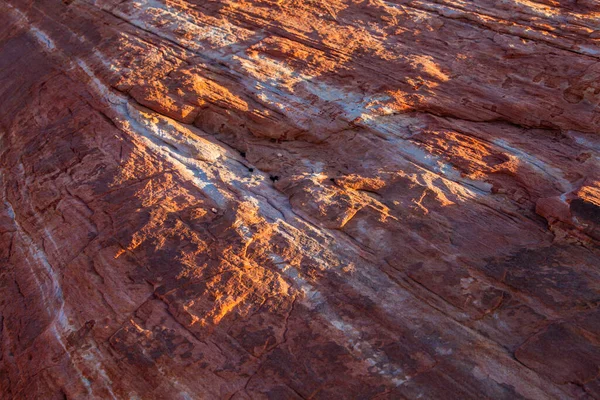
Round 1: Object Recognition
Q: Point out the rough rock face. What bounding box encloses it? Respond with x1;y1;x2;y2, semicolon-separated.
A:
0;0;599;398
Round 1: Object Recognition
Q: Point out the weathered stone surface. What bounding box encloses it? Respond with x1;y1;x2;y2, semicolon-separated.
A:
0;0;598;399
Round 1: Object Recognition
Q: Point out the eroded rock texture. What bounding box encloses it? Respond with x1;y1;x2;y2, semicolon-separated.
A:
0;0;599;398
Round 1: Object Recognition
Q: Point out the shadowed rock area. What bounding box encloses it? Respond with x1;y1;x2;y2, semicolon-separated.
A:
0;0;599;398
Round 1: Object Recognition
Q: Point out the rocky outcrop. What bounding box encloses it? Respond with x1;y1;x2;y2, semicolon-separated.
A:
0;0;599;398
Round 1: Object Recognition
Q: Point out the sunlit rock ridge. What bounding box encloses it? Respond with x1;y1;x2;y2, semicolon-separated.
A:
0;0;599;398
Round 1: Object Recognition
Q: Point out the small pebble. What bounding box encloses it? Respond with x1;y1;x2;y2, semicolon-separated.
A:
211;208;218;213
277;153;283;157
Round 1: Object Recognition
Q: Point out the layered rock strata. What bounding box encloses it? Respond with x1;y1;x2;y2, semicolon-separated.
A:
0;0;599;398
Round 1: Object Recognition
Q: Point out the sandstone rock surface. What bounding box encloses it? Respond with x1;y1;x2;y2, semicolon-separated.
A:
0;0;599;399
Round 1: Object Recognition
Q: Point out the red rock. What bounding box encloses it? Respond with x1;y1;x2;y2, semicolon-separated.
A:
0;0;599;399
536;196;573;224
515;323;600;385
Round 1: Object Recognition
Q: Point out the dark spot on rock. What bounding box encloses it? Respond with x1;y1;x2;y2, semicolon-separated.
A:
576;152;591;163
269;175;279;182
571;199;600;225
248;168;254;172
563;87;583;104
240;151;246;158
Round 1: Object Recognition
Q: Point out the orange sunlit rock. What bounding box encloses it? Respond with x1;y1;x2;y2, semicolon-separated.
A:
0;0;599;399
